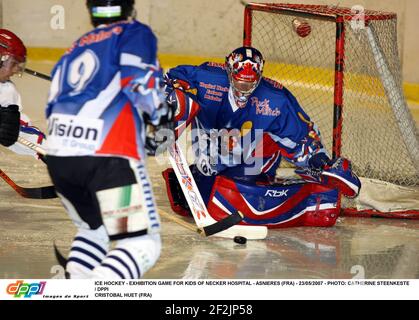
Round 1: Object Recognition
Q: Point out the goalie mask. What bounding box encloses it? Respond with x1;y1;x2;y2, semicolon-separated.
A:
0;29;26;78
226;46;264;108
86;0;135;27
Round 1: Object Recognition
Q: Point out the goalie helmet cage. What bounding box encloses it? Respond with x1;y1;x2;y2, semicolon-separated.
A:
243;3;419;218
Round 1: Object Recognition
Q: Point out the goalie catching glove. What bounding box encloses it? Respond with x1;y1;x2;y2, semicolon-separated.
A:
296;153;361;198
0;104;20;147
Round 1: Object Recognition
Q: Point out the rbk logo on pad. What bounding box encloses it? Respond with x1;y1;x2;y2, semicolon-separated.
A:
6;280;46;298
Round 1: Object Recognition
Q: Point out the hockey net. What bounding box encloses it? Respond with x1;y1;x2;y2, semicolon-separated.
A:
243;3;419;218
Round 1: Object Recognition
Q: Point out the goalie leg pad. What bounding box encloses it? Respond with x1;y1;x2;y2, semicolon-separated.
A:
207;176;339;228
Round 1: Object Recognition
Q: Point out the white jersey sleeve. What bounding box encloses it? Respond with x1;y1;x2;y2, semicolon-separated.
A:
0;81;45;157
0;81;22;110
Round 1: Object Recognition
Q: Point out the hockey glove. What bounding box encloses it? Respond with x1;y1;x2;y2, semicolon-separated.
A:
0;105;20;147
196;152;218;176
143;101;176;156
296;154;361;198
164;74;192;92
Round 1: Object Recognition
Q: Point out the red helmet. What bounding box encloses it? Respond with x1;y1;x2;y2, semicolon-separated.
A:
226;47;264;107
0;29;27;63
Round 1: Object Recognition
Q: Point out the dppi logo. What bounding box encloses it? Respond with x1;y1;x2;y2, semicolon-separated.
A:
6;280;46;298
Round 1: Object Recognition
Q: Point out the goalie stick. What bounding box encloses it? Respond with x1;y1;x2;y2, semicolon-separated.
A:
165;89;267;239
168;136;268;240
158;208;208;235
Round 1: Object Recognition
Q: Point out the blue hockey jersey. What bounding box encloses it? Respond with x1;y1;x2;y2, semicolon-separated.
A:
46;20;165;160
166;62;328;177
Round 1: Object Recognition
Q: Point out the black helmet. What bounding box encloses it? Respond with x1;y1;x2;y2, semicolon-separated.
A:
86;0;135;27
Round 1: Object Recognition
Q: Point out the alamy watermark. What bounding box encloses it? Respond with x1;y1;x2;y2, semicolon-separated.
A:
50;5;65;30
351;5;366;31
153;126;267;176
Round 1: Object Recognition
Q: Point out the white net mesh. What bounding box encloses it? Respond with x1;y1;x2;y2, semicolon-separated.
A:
247;4;419;194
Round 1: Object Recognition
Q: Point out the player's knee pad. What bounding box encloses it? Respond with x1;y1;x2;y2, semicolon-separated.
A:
207;175;340;228
66;225;110;279
90;234;161;279
96;169;161;241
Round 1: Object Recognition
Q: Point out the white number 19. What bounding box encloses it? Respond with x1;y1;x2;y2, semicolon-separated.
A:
48;49;99;102
68;49;99;94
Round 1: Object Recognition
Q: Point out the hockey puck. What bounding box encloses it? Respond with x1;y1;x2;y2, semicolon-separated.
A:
233;236;247;245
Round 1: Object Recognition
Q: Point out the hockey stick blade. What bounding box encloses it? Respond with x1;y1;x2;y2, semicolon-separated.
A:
0;137;57;199
202;210;244;237
212;224;268;240
159;208;267;240
0;169;57;199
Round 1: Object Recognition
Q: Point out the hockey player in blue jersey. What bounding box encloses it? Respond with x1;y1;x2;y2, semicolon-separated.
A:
163;46;361;228
46;0;173;279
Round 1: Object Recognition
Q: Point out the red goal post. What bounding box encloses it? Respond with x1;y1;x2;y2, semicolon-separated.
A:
243;3;419;218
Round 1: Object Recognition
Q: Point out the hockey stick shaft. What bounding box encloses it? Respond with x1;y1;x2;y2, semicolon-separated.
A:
17;136;46;156
158;208;205;235
24;68;52;81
